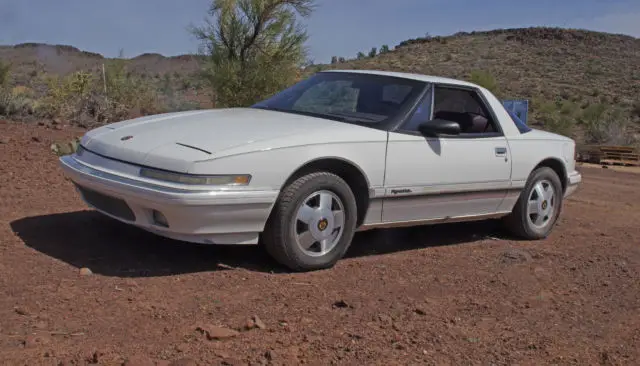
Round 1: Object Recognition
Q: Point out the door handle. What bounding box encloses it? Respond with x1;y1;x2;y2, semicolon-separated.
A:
495;147;507;156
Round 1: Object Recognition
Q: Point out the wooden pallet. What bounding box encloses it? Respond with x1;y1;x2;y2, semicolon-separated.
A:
577;145;640;166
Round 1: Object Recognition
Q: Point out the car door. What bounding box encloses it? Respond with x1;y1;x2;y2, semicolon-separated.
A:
382;83;513;223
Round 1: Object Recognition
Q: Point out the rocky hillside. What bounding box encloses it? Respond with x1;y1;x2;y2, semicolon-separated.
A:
0;43;203;85
320;27;640;141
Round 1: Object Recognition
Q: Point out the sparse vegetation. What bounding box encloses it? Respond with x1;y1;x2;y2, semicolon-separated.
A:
0;26;638;146
468;70;499;96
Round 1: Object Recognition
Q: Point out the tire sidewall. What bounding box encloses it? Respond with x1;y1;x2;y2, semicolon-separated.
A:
519;167;564;238
281;174;358;269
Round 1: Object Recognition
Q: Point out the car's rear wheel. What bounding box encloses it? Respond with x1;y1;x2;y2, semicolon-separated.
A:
503;166;563;239
262;172;358;271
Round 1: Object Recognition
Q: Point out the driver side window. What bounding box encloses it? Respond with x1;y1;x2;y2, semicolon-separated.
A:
401;85;500;136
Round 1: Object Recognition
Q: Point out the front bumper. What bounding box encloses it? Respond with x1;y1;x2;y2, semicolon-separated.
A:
564;170;582;198
59;154;279;245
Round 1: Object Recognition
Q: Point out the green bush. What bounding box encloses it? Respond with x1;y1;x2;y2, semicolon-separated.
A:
0;86;38;117
469;70;499;95
535;100;575;137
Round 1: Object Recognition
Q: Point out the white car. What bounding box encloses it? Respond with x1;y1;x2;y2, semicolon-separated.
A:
59;70;582;271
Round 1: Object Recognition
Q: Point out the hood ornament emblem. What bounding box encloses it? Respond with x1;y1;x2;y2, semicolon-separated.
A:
121;135;133;141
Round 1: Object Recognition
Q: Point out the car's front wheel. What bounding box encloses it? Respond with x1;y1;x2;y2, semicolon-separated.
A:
262;172;358;271
504;166;564;239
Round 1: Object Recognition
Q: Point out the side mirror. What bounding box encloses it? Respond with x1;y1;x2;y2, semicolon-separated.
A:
417;119;461;137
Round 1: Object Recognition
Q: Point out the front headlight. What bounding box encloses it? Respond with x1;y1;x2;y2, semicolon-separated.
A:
139;167;251;186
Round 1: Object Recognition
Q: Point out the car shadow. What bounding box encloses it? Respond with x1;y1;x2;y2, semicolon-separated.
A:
10;210;512;277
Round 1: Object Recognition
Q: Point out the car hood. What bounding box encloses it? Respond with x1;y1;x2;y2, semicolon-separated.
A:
80;108;369;173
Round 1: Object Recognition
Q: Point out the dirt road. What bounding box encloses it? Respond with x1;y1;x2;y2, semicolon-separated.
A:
1;122;639;365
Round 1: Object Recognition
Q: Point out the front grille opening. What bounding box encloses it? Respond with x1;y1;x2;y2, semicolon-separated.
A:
76;184;136;221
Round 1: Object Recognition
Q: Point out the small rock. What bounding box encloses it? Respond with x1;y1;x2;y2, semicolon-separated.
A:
265;350;277;361
196;325;239;340
413;308;426;316
169;358;197;366
123;355;155;366
33;321;48;330
79;267;93;276
500;248;533;264
14;306;29;316
23;334;51;348
31;136;41;142
332;300;352;309
252;315;266;329
244;318;256;330
175;343;188;353
0;137;9;144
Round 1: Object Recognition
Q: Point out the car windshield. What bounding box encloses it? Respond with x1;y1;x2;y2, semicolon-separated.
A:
251;71;427;125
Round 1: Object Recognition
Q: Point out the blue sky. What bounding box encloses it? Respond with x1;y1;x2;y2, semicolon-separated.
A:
1;0;639;63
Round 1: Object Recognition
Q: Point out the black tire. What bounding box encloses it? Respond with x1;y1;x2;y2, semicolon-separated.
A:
262;172;358;272
503;166;564;239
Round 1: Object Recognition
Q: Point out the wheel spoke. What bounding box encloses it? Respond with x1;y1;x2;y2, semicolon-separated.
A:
544;185;555;202
533;182;545;200
319;192;333;210
319;239;330;254
333;210;344;228
297;231;316;250
296;204;315;224
528;200;540;215
533;213;546;226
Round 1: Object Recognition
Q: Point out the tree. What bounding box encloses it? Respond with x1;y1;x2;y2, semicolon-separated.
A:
368;47;377;58
380;45;390;54
190;0;316;107
356;52;366;59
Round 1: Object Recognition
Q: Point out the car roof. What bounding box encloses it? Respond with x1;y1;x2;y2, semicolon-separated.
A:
321;69;479;88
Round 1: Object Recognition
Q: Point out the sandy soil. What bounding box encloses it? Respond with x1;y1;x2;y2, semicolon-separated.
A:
1;121;639;365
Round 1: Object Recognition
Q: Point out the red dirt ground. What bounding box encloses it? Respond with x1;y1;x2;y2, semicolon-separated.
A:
1;121;639;365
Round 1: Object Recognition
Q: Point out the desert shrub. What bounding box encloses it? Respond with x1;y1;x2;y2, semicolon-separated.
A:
535;100;575;137
38;63;161;126
0;60;10;87
469;70;499;95
0;79;39;118
51;137;81;156
39;71;94;121
191;0;315;108
103;59;161;116
583;106;635;145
